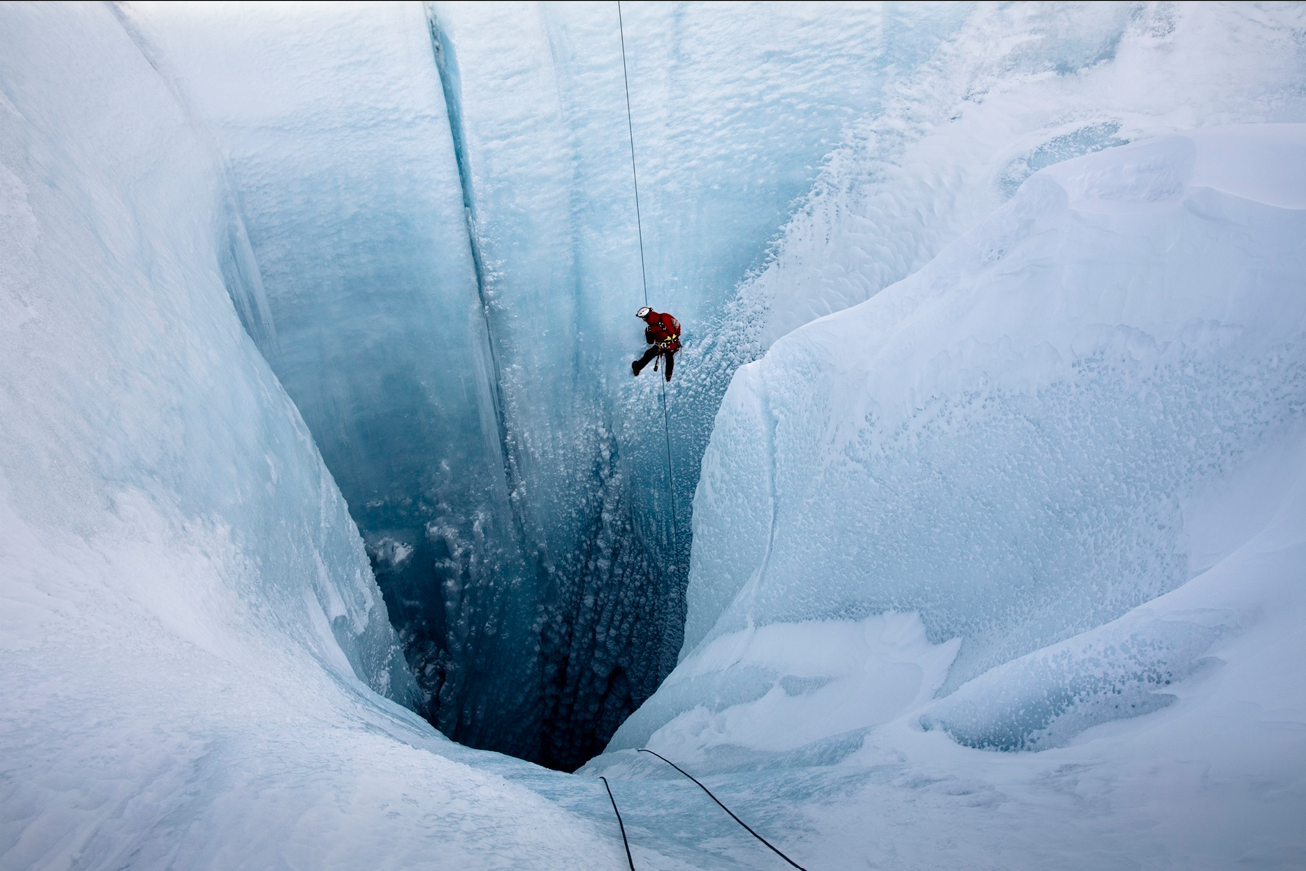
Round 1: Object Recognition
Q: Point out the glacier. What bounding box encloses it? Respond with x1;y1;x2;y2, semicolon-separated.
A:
3;0;1306;868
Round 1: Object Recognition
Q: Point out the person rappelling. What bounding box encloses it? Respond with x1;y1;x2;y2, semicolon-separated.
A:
631;306;681;382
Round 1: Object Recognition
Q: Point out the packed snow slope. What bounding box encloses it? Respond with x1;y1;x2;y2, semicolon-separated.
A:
595;125;1306;867
120;0;1306;767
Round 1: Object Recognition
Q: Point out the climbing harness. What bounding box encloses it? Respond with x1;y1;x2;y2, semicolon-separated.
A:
618;0;682;581
601;776;637;871
638;749;809;870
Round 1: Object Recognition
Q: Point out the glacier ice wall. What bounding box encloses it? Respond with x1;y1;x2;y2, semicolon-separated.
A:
121;0;565;758
609;125;1306;757
0;1;414;706
122;0;1306;769
5;3;1306;867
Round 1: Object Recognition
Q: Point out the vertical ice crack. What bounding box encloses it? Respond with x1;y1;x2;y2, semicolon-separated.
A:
423;4;523;534
420;3;549;755
418;4;683;766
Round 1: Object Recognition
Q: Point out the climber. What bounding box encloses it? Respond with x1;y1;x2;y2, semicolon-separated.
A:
631;306;681;382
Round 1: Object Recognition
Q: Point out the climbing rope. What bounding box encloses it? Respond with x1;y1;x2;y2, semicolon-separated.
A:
617;0;649;309
638;749;809;870
617;0;682;583
601;776;637;870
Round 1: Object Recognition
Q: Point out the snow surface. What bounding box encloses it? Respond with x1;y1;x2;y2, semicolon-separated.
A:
4;1;1306;868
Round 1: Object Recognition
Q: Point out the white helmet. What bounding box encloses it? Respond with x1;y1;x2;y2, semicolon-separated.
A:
636;306;652;319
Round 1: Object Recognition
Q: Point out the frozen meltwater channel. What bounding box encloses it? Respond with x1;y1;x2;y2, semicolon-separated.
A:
4;1;1306;869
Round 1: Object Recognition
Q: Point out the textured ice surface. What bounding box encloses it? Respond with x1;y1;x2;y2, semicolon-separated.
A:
592;125;1306;867
610;121;1306;773
0;3;416;705
733;2;1306;348
676;127;1306;669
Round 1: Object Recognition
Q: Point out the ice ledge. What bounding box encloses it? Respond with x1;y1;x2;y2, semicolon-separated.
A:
1042;124;1306;212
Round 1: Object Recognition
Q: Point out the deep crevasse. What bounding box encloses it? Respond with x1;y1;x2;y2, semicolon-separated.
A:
117;0;924;767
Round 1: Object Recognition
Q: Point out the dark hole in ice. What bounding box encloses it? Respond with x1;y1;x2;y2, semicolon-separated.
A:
362;486;681;773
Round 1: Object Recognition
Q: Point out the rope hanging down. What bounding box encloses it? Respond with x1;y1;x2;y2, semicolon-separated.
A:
617;0;649;309
617;0;682;580
638;749;809;870
601;776;637;870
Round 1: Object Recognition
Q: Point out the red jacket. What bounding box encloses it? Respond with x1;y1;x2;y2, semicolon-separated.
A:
643;311;681;351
